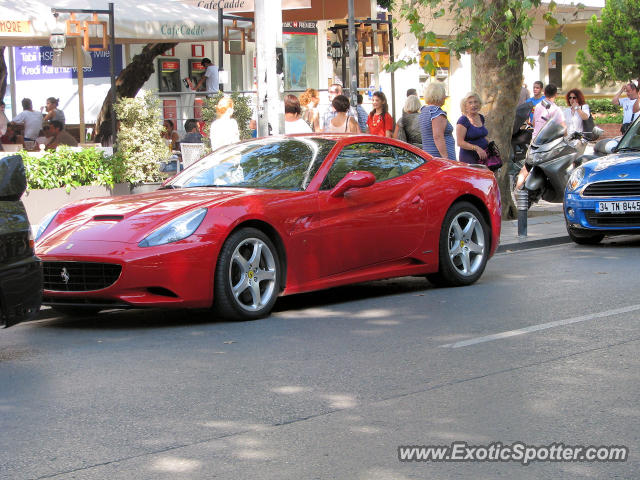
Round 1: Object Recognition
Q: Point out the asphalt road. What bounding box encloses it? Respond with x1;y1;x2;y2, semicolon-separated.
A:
1;238;639;480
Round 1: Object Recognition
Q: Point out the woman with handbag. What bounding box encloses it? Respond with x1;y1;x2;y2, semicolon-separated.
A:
563;88;591;135
456;92;489;164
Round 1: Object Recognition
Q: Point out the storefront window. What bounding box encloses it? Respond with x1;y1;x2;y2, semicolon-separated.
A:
283;22;318;92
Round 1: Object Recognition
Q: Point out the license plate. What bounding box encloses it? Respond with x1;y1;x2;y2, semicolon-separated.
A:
597;201;640;214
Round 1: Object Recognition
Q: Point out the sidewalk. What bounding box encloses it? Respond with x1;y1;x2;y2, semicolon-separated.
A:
497;201;568;253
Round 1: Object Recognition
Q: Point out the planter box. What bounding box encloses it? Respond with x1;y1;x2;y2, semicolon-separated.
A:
23;183;130;224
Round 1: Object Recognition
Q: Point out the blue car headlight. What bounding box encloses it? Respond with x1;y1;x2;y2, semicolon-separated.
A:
35;209;59;243
567;167;585;191
139;208;207;247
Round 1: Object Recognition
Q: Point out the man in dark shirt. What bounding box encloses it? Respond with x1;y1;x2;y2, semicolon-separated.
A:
181;119;203;144
46;120;78;149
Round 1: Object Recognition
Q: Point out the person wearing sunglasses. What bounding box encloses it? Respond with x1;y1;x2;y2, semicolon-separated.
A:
563;89;590;136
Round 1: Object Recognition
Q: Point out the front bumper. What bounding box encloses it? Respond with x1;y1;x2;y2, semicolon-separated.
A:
38;238;220;309
0;256;42;328
564;192;640;233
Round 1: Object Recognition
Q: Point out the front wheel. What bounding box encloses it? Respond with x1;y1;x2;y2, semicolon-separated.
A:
213;227;281;320
427;202;490;287
567;228;604;245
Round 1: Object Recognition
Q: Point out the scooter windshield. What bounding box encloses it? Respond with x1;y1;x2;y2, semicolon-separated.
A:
532;119;566;147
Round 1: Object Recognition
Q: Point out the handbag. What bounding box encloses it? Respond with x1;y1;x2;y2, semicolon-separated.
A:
483;141;503;171
582;113;595;132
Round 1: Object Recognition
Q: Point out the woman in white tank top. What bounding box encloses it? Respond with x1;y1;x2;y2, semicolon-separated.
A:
323;95;360;133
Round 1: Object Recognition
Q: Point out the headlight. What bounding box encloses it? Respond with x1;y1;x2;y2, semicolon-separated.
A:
138;208;207;247
35;210;59;242
567;167;585;191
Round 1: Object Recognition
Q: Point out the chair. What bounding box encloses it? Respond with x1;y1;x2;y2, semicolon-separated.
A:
180;143;205;170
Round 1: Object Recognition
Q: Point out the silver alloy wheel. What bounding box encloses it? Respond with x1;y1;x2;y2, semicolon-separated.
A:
228;237;277;312
447;211;486;277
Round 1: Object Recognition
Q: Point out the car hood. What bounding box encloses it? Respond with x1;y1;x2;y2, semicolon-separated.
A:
584;152;640;177
37;187;258;247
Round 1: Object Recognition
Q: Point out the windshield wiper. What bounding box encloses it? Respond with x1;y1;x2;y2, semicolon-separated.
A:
614;147;640;152
159;184;178;189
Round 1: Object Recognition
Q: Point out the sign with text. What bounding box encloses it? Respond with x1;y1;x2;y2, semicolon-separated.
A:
14;46;123;81
182;0;310;13
0;20;31;35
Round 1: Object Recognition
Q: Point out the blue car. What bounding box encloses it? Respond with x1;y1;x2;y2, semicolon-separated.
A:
564;117;640;244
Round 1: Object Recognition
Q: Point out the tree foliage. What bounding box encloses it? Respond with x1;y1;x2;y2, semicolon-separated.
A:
113;90;170;184
576;0;640;87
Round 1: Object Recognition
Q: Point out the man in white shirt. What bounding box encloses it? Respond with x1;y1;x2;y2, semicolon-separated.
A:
193;58;219;94
612;82;639;134
12;98;43;140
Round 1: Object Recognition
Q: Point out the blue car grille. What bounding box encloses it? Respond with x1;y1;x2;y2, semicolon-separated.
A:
43;261;122;292
585;211;640;227
583;181;640;197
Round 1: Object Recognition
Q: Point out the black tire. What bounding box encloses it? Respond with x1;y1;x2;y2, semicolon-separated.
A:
51;306;102;317
568;228;604;245
427;201;490;287
213;227;281;320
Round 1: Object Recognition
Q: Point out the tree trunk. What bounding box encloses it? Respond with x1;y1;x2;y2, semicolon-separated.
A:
94;42;178;143
0;47;7;101
473;25;524;219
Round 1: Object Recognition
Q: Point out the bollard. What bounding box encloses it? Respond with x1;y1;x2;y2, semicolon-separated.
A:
516;188;528;237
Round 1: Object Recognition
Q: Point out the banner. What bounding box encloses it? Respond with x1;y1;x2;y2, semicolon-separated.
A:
14;46;123;81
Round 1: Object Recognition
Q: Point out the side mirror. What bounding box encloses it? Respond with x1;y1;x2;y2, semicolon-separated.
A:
330;170;376;197
0;155;27;201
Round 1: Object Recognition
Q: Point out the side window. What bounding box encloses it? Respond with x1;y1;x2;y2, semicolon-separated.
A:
321;143;402;190
392;146;426;174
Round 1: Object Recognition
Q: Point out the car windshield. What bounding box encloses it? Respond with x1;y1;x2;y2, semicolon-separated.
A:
168;137;336;191
616;116;640;151
532;118;566;146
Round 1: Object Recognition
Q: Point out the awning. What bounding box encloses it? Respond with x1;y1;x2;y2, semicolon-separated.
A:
0;0;253;46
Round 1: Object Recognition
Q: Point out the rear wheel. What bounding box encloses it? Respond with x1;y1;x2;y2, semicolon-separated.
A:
213;227;281;320
567;228;604;245
427;202;490;287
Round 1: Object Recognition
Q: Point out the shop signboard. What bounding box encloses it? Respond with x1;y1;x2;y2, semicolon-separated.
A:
181;0;311;13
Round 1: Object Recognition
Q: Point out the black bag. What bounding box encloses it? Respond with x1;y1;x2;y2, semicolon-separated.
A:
582;113;595;132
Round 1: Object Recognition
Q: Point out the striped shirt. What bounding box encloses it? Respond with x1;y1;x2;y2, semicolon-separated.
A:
419;105;456;160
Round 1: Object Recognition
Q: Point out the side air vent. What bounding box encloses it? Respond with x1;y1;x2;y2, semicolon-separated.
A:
93;215;124;221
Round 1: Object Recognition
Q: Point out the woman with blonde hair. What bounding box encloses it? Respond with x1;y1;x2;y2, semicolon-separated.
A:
456;92;489;164
210;96;239;150
299;88;320;131
419;82;455;159
393;94;422;147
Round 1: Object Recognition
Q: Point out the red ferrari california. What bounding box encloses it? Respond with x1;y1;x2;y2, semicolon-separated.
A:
35;135;501;320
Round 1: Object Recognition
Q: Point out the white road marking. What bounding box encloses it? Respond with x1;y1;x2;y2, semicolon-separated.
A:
441;304;640;349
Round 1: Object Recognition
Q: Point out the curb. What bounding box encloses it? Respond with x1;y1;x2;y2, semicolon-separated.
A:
496;235;571;253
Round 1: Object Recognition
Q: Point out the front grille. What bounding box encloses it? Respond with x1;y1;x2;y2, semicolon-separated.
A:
43;261;122;292
583;181;640;197
0;231;31;263
585;211;640;227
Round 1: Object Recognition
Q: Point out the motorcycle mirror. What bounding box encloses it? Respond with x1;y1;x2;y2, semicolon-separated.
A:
541;98;551;109
591;126;604;139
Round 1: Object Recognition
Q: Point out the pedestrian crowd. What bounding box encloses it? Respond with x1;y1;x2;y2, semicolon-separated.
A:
1;97;77;151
